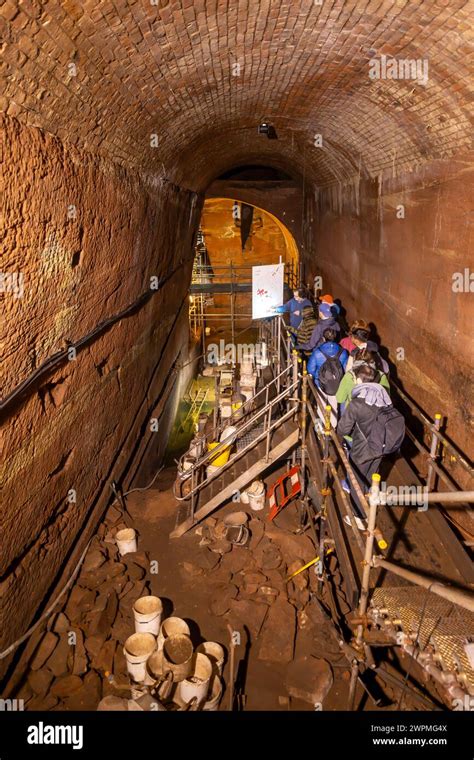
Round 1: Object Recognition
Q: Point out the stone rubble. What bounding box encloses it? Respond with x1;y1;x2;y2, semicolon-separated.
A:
16;491;338;710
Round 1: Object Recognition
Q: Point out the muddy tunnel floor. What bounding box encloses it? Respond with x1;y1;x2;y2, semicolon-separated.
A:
13;466;385;713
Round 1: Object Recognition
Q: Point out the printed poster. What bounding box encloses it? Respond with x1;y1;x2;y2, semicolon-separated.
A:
252;263;285;319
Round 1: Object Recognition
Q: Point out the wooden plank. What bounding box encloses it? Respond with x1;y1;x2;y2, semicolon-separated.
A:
170;428;299;538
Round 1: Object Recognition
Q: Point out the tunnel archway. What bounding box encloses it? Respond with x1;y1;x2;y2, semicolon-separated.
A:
190;197;300;354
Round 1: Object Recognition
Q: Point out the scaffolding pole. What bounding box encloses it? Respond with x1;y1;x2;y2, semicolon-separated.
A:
371;557;474;613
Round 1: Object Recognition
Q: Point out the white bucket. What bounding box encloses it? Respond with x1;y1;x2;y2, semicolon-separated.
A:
206;464;221;478
157;617;190;650
115;528;137;556
123;633;156;683
247;480;265;511
162;634;194;682
240;358;254;372
240;386;255;402
133;596;163;636
220;403;232;419
203;676;223;711
219;425;237;444
189;435;205;458
196;641;225;676
240;490;250;504
240;375;256;389
176;653;213;708
256;343;269;367
146;649;163;686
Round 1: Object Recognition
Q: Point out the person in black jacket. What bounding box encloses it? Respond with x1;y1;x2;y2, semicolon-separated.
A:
295;302;341;352
337;364;392;519
345;327;389;375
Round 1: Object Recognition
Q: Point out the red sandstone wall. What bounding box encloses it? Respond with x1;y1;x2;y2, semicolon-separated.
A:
0;116;201;657
306;153;474;461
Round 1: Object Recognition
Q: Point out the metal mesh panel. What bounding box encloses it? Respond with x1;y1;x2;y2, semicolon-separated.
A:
236;423;265;450
371;587;474;691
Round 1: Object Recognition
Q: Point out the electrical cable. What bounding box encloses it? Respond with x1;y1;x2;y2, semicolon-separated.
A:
1;264;184;418
0;462;166;661
0;541;91;660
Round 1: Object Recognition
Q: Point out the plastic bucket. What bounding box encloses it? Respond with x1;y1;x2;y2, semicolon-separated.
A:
203;676;223;711
197;414;208;432
176;653;213;708
123;633;156;683
220;403;232;419
115;528;137;556
196;641;225;676
146;649;164;683
224;511;248;527
189;435;205;458
162;634;193;682
240;358;254;373
240;490;250;504
157;617;190;650
240;386;254;402
219;425;237;444
206;464;221;478
231;402;244;419
182;456;195;472
247;480;265;511
133;596;163;636
208;441;231;466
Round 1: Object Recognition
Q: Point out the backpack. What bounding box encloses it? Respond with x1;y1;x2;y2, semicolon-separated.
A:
319;347;344;395
366;405;405;458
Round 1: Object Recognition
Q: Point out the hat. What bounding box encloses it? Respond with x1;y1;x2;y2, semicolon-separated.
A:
318;302;332;318
320;294;334;304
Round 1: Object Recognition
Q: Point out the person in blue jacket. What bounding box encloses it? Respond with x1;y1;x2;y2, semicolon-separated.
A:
296;302;341;351
308;328;349;386
272;288;312;329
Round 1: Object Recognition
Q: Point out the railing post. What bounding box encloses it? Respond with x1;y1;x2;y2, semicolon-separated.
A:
317;404;332;590
348;472;381;710
292;350;299;412
276;317;281;397
190;468;196;521
300;367;308;477
299;367;308;530
426;412;442;492
264;383;272;462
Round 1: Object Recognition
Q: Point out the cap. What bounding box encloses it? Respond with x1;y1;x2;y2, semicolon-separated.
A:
320;294;334;304
318;302;332;318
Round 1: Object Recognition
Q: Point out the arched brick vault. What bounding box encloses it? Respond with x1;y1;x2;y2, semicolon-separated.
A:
1;0;473;191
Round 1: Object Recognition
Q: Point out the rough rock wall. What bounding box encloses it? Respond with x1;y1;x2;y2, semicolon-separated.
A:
306;153;474;459
0;116;201;657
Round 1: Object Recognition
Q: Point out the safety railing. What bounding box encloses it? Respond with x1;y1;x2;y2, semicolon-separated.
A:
173;363;299;505
260;311;474;708
191;260;299;288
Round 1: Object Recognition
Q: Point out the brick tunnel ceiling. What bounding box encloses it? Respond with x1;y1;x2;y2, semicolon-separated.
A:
3;0;473;190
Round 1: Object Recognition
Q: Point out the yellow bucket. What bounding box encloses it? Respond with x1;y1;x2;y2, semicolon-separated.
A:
208;441;231;466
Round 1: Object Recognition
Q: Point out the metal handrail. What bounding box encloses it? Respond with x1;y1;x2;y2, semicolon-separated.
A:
175;360;290;472
173;375;299;501
390;378;473;478
249;311;474;704
174;403;299;503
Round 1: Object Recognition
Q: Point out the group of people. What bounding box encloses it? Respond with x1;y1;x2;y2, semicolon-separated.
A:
273;288;405;527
